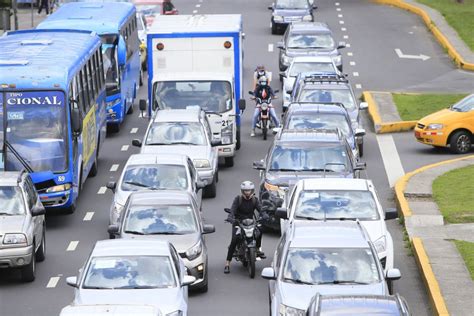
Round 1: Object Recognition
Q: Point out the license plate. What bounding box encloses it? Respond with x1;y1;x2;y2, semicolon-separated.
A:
261;115;269;119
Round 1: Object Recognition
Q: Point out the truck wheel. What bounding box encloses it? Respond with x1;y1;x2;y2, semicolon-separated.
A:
21;245;36;282
236;127;241;150
449;131;472;154
224;157;234;168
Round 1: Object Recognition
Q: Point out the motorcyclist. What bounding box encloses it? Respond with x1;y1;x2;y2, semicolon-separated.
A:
224;181;267;274
253;65;272;89
163;0;176;14
251;76;280;137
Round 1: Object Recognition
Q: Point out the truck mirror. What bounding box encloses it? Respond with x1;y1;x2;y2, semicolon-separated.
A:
117;35;127;67
71;107;82;135
239;99;246;111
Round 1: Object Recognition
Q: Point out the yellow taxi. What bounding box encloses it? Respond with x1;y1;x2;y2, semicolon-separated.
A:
414;94;474;154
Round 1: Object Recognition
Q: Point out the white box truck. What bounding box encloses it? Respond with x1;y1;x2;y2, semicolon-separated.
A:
142;14;245;167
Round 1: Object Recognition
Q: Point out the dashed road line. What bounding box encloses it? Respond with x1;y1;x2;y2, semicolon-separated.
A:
110;164;120;172
83;212;94;221
66;241;79;252
335;2;340;5
346;43;351;47
46;276;61;288
355;84;362;89
376;134;406;187
350;61;356;66
268;44;274;52
347;52;353;56
196;4;201;7
121;145;129;151
336;8;341;11
193;10;198;14
338;14;343;18
343;35;349;39
130;128;138;134
97;186;107;195
339;21;344;24
353;72;359;77
341;27;346;31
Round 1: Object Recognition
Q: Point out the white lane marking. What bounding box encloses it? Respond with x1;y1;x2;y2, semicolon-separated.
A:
338;14;343;18
335;2;340;5
346;43;351;47
97;186;107;195
336;8;341;11
395;48;430;61
343;35;349;39
269;22;272;28
67;241;79;252
110;164;119;172
83;212;94;221
353;72;359;77
355;84;362;89
409;31;414;34
350;61;356;66
46;276;61;288
347;52;353;56
121;145;129;151
376;134;406;187
268;44;274;52
339;21;344;24
193;10;198;14
196;4;200;7
341;27;347;31
130;128;138;134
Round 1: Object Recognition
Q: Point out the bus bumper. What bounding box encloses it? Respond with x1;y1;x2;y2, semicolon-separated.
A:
39;188;73;209
106;96;124;124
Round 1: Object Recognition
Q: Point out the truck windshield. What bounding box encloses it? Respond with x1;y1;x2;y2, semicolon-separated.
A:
153;80;232;113
101;35;120;96
2;91;68;173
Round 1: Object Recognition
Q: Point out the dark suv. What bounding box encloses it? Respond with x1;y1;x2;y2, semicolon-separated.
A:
278;22;345;72
268;0;316;35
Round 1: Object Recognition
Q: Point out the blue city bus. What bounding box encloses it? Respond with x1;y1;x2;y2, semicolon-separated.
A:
0;29;107;213
38;2;141;132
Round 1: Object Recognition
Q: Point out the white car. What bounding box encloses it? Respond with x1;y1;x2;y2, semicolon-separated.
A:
60;304;162;316
276;178;397;271
132;108;219;198
65;239;194;316
106;153;205;227
281;56;339;111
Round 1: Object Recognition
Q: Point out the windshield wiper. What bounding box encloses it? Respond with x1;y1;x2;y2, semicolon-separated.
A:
118;285;158;289
268;168;300;172
145;142;170;145
168;142;198;145
0;212;14;216
123;230;145;235
4;140;34;173
317;280;370;285
295;215;323;220
123;181;150;188
283;278;315;285
147;231;184;235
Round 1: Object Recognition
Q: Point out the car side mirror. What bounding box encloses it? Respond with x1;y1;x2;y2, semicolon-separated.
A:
337;41;346;49
107;224;119;236
261;267;276;280
276;41;284;49
268;5;273;10
182;275;196;287
273;89;280;94
106;181;116;193
202;224;215;234
238;98;246;111
132;139;142;147
31;205;46;217
386;268;401;281
117;35;127;67
355;162;366;171
355;128;366;137
385;208;398;220
253;160;266;170
275;207;288;219
139;99;147;112
248;91;255;96
66;276;78;288
71;107;82;135
211;139;221;147
224;208;231;214
359;102;369;110
196;179;207;190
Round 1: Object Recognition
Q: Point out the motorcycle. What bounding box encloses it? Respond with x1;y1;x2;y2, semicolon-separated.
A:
249;90;279;140
224;208;262;278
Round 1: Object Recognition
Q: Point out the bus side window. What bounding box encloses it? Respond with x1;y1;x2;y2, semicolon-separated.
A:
77;70;86;114
92;51;101;92
88;59;97;100
80;68;90;114
98;50;105;87
86;61;95;104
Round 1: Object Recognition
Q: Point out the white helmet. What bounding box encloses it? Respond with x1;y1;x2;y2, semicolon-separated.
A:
259;76;268;85
240;181;255;198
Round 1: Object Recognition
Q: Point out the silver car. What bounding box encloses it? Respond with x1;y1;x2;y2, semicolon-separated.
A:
261;221;401;315
132;107;219;198
0;171;46;282
106;153;206;228
60;304;162;316
65;239;195;316
108;190;215;292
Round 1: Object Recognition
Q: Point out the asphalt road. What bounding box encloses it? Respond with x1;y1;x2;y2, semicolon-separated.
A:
1;0;473;315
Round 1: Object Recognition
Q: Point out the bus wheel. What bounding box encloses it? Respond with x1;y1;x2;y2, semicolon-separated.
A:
89;154;98;177
127;102;134;115
107;123;120;133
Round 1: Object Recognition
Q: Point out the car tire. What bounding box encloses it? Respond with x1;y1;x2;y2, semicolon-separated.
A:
358;142;364;158
271;22;277;35
203;176;217;198
21;245;36;282
224;156;234;167
236;127;241;150
196;273;208;293
449;130;472;154
35;231;46;262
107;123;120;133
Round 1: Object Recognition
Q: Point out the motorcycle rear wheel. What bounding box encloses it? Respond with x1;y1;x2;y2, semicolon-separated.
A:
248;248;256;278
262;123;268;140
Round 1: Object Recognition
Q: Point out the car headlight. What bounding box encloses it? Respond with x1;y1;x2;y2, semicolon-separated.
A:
281;54;292;66
279;304;305;316
221;123;233;145
302;14;312;21
426;123;444;130
3;233;27;245
186;241;202;261
166;311;183;316
273;15;283;22
106;98;121;108
333;55;342;65
46;183;72;193
193;159;210;169
374;236;387;254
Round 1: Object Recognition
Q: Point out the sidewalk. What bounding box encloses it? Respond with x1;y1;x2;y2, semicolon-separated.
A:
398;156;474;316
0;6;47;35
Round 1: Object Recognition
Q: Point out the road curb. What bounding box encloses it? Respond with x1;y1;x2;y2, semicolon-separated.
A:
373;0;474;71
362;91;416;134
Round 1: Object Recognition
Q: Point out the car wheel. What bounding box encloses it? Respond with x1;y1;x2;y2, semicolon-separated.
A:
21;244;36;282
107;123;120;133
36;230;46;262
203;176;217;198
236;127;241;150
449;130;472;154
224;156;234;167
196;273;208;293
271;22;277;35
358;142;364;158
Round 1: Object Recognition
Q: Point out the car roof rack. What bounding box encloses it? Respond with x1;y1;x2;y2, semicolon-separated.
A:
301;72;348;84
282;127;344;138
289;101;348;110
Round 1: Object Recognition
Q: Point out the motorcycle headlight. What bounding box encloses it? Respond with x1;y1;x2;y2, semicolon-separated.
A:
221;123;233;145
3;233;27;245
281;54;292;66
426;123;444;130
46;183;72;193
243;227;254;238
273;15;283;22
302;14;312;21
261;103;269;111
333;55;342;65
279;304;305;316
193;159;210;169
374;236;387;254
186;241;202;261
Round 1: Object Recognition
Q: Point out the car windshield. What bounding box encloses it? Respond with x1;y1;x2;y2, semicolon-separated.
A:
0;186;25;215
146;122;206;145
3;91;67;172
269;144;350;173
452;94;474;112
101;35;120;96
124;205;198;234
121;164;188;191
287;113;351;135
298;89;356;110
320;298;401;315
288;34;335;49
276;0;309;9
153;81;232;113
294;190;379;220
283;248;380;285
83;256;176;289
289;62;336;77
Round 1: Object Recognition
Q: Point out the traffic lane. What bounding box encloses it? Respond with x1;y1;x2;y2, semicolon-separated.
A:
329;0;473;92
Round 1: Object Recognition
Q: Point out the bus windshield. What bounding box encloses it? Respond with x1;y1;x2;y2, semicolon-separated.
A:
101;35;120;96
3;91;67;173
